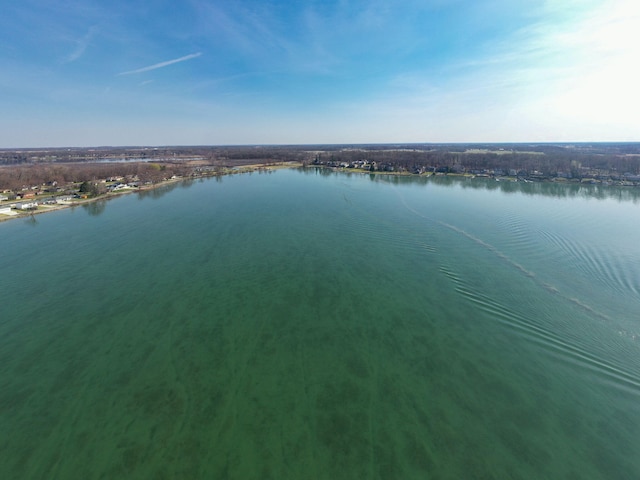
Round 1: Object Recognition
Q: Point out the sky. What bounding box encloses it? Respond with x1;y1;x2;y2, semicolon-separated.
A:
1;0;639;147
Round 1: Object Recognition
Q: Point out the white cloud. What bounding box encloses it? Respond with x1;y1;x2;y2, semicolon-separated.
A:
118;52;203;76
64;25;99;63
341;0;640;142
512;0;640;138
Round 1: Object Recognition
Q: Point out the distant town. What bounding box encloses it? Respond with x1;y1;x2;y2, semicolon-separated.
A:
2;143;640;220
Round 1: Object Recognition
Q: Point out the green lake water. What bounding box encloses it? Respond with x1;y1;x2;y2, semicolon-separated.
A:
1;168;639;479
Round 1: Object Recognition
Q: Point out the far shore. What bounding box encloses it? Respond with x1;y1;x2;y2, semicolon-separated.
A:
2;159;637;224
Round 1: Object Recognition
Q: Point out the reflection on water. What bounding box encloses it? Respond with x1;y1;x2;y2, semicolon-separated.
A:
23;214;38;226
137;180;188;200
67;169;640;221
82;199;107;216
301;166;640;202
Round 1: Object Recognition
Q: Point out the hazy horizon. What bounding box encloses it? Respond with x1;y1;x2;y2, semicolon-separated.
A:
4;141;640;152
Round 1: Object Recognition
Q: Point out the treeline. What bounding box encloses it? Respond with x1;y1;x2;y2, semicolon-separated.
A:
0;162;192;192
0;145;313;165
2;144;640;184
313;149;640;175
212;146;311;164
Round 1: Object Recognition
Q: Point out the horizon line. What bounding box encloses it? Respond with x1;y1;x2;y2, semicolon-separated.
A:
2;141;640;151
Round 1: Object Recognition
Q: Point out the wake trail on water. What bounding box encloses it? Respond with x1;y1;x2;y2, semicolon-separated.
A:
539;228;640;299
439;264;640;392
440;219;619;324
395;191;612;322
395;191;640;394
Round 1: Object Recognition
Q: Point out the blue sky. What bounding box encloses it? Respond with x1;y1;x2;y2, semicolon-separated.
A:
1;0;638;147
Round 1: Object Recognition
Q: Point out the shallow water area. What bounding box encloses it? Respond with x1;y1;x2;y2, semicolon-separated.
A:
1;169;639;479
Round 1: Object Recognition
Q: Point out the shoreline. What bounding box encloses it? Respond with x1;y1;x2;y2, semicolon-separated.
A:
2;161;635;224
0;162;302;224
314;164;640;185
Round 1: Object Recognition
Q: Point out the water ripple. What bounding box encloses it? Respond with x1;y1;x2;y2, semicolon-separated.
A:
539;229;640;298
397;193;640;395
442;264;640;394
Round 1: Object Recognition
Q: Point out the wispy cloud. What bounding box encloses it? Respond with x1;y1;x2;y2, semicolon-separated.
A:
118;52;202;76
196;3;294;58
345;0;640;142
64;25;99;63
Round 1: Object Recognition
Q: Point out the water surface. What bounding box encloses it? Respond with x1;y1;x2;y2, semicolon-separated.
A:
1;169;639;479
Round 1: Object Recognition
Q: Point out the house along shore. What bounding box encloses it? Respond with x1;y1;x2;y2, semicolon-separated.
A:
0;162;302;224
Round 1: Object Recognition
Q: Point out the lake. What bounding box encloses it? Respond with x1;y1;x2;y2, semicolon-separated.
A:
1;168;639;479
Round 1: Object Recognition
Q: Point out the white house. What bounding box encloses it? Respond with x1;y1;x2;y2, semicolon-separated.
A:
17;202;38;210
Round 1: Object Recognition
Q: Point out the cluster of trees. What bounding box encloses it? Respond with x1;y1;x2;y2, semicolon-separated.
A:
0;145;315;192
312;148;640;176
0;147;197;164
212;146;310;164
0;145;313;166
2;143;640;192
0;162;193;192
